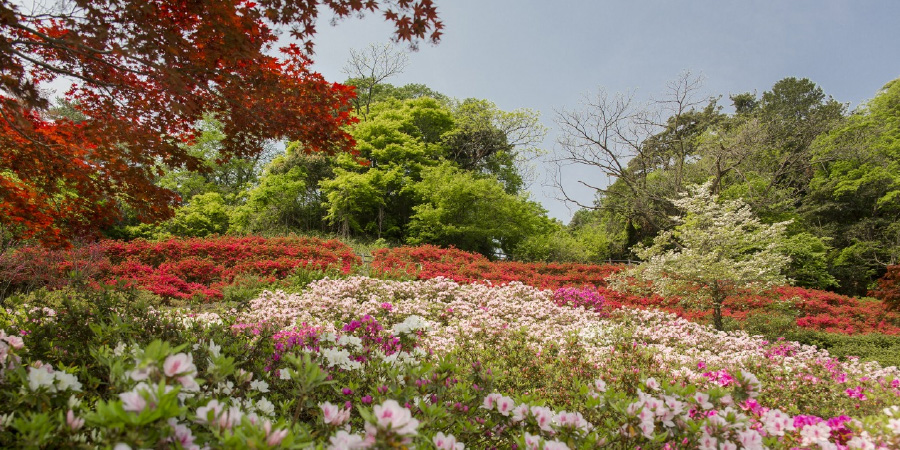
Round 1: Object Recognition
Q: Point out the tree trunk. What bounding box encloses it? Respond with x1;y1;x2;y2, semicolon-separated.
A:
712;281;724;331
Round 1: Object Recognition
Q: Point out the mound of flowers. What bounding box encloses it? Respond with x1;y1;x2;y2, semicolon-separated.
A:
0;236;359;301
372;245;900;335
3;276;900;448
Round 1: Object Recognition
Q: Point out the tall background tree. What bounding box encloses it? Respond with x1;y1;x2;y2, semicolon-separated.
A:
0;0;442;245
804;78;900;294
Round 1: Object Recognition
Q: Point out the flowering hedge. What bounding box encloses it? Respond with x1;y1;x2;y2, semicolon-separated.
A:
0;236;359;301
372;245;900;335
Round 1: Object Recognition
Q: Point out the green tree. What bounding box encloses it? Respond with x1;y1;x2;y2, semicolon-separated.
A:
612;181;791;330
554;73;722;250
804;78;900;294
731;78;845;219
513;218;613;263
443;99;547;194
231;146;334;234
407;163;551;257
157;116;277;202
165;192;231;237
320;97;453;239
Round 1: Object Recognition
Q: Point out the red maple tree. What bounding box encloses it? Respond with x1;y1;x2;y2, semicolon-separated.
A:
0;0;442;245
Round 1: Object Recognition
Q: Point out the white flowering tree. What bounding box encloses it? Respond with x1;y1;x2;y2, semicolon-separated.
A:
612;181;792;330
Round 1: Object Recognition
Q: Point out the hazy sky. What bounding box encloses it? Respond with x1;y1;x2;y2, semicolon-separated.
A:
306;1;900;222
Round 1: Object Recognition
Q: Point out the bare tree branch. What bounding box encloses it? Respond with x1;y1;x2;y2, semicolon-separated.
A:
550;71;708;232
342;42;409;120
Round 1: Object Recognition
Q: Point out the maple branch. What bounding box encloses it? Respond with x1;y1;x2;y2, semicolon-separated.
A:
8;48;118;88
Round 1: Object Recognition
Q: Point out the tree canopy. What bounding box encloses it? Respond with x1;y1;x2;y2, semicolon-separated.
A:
0;0;442;245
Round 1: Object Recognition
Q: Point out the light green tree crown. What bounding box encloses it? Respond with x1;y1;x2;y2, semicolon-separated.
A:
613;181;792;306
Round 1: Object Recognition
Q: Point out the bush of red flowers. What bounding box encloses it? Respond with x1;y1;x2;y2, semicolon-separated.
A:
0;236;359;301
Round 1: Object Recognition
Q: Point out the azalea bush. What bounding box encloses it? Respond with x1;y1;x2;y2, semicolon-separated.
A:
2;277;900;448
5;237;899;337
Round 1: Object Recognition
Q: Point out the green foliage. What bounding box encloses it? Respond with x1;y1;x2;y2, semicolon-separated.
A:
778;232;838;290
166;192;231;238
805;78;900;294
157;116;275;201
729;307;900;368
231;165;308;233
443;98;547;194
513;219;613;263
321;97;452;239
231;149;334;235
407;163;551;257
375;82;448;104
7;285;166;311
513;225;586;263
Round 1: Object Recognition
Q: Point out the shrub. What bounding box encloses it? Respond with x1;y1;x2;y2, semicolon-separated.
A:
871;264;900;309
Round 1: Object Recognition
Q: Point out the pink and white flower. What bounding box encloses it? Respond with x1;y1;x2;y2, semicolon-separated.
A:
373;400;419;435
799;422;832;447
523;432;541;450
530;405;555;433
120;389;148;413
495;396;515;416
320;401;351;426
511;404;529;422
327;430;368;449
163;353;196;378
433;432;464;450
66;410;84;430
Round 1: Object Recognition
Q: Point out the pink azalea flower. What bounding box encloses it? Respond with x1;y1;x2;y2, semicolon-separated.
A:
120;390;147;413
328;430;367;449
163;353;196;378
66;410;84;430
373;400;419;435
433;432;464;450
320;401;351;426
263;421;289;447
496;396;515;416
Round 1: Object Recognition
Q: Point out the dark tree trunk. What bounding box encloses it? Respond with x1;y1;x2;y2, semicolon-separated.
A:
712;280;724;331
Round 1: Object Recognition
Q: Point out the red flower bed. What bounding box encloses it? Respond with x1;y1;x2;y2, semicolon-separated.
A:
370;245;900;335
1;236;359;301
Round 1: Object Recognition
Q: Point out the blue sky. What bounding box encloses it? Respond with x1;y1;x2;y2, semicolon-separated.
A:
307;1;900;222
